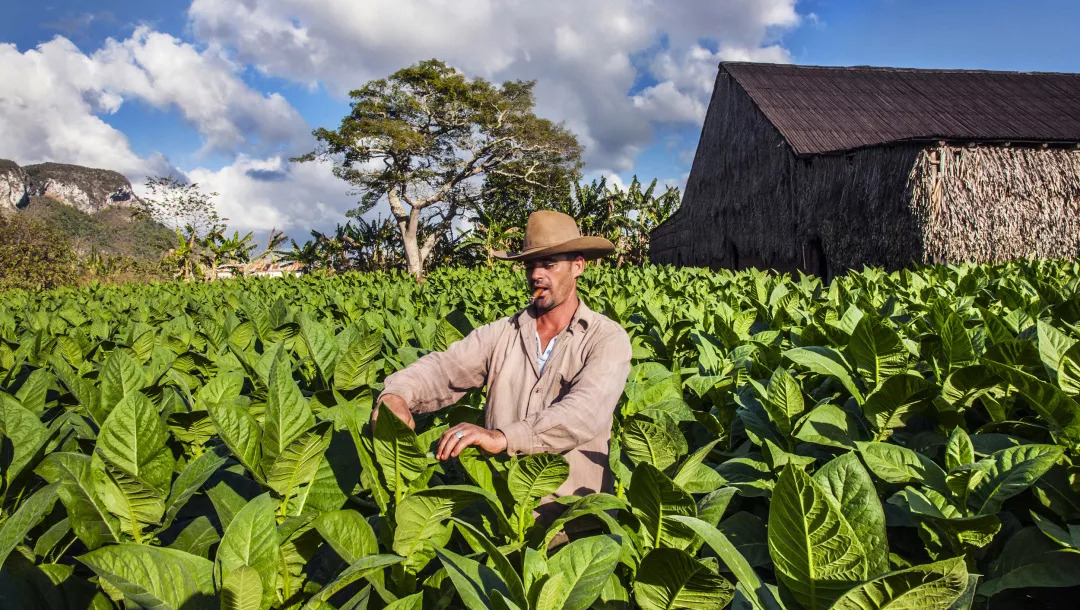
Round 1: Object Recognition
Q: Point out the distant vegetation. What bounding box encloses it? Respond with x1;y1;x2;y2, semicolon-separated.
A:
20;195;172;261
1;197;172;289
1;58;682;291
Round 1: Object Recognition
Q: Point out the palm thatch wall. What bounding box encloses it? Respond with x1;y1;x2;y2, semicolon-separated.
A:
651;68;1080;275
912;144;1080;263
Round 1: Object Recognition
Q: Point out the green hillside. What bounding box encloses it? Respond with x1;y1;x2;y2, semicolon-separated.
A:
19;194;172;261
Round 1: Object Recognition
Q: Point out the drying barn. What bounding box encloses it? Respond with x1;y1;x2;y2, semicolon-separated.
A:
649;63;1080;276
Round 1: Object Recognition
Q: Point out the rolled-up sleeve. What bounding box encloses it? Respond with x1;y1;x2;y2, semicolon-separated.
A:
379;322;498;414
499;325;631;455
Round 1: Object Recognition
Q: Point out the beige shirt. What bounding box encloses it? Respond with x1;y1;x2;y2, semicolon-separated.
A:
380;298;632;500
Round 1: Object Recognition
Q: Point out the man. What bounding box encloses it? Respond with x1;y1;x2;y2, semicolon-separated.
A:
374;210;632;513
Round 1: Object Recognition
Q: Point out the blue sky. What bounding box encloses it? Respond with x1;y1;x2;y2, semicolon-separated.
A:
1;1;1077;240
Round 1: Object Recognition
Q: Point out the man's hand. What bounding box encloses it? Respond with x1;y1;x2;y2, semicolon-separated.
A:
373;394;415;430
437;423;507;460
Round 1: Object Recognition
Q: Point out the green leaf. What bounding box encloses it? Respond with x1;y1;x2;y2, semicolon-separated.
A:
298;312;339;385
983;360;1080;445
628;462;696;550
941;366;996;409
541;493;630;551
334;331;382;391
92;412;171;539
508;453;569;538
35;452;119;550
194;372;244;410
857;441;947;491
32;516;70;559
944;427;975;471
763;367;804;438
674;440;725;494
622;417;688;471
1037;320;1075;383
1058;343;1080;395
385;593;424;610
0;393;49;488
536;535;621;610
0;482;58;569
15;367;51;414
793;404;859;449
435;546;511;609
78;544;215;610
301;554;404;609
523;547;548;606
95;391;174;494
221;565;263;610
169;516;220;559
266;421;333;515
452;518;528;610
51;357;103;424
784;346;865;404
861;374;935;441
260;347;315;475
99;350;146;415
829;556;968;610
393;486;486;574
1030;511;1073;548
815;452;889;577
768;465;867;610
967;444;1063;515
314;509;379;563
634;547;735;610
848;317;907;386
207;400;263;479
372;408;427;500
671;515;782;610
979;527;1080;597
160;447;228;531
889;488;1002;554
937;314;975;371
215;493;278;610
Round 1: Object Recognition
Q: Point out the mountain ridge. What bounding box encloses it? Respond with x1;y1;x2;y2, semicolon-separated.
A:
0;158;141;213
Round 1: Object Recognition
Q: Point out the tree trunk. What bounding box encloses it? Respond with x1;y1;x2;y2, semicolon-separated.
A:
399;207;425;280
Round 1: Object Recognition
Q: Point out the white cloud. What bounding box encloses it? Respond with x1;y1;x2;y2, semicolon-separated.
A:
0;38;171;177
187;0;803;173
0;27;308;180
632;81;707;124
93;27;308;155
0;1;806;238
185;155;358;235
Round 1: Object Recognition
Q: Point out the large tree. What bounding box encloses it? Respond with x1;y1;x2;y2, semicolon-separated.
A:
294;59;582;278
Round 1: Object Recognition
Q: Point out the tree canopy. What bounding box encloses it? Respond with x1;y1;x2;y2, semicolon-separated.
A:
294;59;583;278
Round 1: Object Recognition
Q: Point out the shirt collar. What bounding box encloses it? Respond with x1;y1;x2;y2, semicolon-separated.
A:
514;295;594;335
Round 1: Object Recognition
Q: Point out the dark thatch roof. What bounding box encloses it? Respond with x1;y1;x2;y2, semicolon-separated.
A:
723;62;1080;155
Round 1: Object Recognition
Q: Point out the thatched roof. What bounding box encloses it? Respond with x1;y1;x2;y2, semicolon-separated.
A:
723;62;1080;155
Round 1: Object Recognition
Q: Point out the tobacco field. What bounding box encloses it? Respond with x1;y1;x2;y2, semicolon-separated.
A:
1;261;1080;609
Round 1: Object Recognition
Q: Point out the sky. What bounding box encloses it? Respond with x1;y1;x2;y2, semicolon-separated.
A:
1;0;1078;243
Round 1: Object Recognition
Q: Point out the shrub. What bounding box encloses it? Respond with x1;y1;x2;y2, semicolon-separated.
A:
0;212;78;291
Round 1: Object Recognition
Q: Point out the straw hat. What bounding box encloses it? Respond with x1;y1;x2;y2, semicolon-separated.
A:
492;210;615;261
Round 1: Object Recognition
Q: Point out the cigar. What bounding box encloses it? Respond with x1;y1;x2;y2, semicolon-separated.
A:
532;287;544;301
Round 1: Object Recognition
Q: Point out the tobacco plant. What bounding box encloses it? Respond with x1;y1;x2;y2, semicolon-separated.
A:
1;260;1079;608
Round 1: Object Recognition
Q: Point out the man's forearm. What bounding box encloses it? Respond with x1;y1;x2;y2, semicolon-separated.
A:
372;392;415;429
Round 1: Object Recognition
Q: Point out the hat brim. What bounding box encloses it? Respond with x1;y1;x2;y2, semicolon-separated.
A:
492;236;615;261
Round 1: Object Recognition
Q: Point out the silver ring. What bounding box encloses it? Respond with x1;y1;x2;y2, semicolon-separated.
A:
455;430;464;439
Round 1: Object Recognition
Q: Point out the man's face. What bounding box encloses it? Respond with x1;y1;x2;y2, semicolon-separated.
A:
525;253;585;312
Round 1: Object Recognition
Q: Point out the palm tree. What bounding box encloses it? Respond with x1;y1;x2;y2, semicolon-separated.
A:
456;207;522;268
164;226;213;281
278;237;324;271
